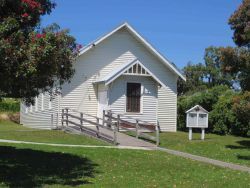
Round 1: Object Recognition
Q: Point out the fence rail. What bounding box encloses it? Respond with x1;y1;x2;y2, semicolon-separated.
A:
62;108;117;144
103;110;160;146
61;108;160;146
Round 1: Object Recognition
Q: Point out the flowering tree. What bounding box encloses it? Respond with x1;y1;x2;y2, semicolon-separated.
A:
0;0;81;104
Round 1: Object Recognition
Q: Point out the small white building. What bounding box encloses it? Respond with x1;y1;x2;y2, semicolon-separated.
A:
186;105;209;140
20;22;185;131
186;105;208;128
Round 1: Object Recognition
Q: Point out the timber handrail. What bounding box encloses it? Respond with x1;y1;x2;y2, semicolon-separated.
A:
62;108;118;144
103;110;160;146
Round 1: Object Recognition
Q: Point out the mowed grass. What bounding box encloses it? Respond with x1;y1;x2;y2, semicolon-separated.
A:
0;121;249;187
159;131;250;167
0;120;108;146
0;143;249;188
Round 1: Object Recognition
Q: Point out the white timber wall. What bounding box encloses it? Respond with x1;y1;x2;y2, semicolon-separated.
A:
20;27;178;131
109;75;158;124
20;92;59;129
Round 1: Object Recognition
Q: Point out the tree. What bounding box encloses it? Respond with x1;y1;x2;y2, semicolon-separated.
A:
0;0;80;104
177;62;207;95
219;0;250;91
228;0;250;47
204;47;232;87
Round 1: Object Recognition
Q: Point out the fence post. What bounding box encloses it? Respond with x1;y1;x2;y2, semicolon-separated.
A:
156;121;160;146
62;109;64;127
108;110;111;128
103;110;105;127
66;108;69;126
80;112;83;132
96;118;100;137
136;120;139;139
117;114;120;132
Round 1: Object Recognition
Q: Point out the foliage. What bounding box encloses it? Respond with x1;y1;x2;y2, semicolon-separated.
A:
232;91;250;136
0;0;80;104
219;0;250;91
209;90;237;135
0;98;20;112
219;46;250;91
177;85;229;130
228;0;250;47
204;47;233;87
178;1;250;137
178;47;233;96
177;62;207;95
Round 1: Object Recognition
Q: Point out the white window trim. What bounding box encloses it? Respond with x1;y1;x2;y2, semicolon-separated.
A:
124;81;143;114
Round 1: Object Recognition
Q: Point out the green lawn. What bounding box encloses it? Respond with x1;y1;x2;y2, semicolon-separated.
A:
0;143;249;188
159;131;250;167
0;121;249;187
0;120;108;146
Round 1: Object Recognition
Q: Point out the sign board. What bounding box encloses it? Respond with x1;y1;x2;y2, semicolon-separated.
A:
186;105;208;128
186;105;209;140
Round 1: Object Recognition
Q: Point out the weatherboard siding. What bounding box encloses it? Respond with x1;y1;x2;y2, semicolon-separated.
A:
20;27;178;131
109;75;158;124
20;92;59;129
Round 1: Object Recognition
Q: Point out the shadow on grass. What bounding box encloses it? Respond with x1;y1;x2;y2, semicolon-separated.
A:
226;140;250;150
226;140;250;161
0;146;98;187
237;155;250;161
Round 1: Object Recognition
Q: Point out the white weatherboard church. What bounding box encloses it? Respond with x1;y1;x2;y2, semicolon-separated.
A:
20;22;186;132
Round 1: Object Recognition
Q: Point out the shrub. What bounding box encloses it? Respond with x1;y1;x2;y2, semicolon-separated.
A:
0;98;20;112
231;91;250;136
209;90;237;135
177;85;229;131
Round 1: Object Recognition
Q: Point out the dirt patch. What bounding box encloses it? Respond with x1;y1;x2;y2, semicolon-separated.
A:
0;112;20;123
0;113;10;120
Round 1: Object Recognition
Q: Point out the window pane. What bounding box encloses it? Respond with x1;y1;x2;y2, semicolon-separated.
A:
126;83;141;112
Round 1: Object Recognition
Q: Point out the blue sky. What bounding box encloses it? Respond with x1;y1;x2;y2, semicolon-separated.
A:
41;0;241;68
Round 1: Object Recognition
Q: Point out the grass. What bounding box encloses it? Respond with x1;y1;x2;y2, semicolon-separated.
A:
0;143;249;187
159;131;250;167
0;121;249;187
0;120;108;146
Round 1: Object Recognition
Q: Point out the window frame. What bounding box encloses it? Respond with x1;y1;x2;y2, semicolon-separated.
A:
125;82;143;114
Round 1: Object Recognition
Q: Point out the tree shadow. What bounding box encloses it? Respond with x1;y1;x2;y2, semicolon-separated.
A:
237;155;250;161
226;140;250;150
225;140;250;161
0;146;98;187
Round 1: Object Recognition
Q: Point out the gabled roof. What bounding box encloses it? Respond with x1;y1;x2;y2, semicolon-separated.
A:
94;59;167;87
186;105;209;114
79;22;186;81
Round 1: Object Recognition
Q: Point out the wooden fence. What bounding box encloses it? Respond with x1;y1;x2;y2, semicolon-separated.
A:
61;108;118;144
103;110;160;146
62;108;160;146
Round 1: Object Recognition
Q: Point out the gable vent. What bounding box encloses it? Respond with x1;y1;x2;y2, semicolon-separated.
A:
123;63;150;76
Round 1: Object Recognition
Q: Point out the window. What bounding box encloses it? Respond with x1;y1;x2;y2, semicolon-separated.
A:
126;83;141;112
